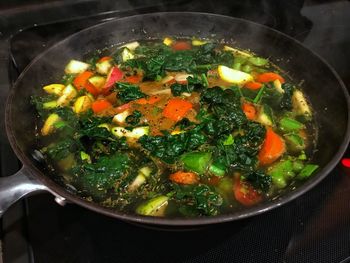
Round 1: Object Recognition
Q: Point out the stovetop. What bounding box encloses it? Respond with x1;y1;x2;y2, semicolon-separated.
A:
1;1;350;262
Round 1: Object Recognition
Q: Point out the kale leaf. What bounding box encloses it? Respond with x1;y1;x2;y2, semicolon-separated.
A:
46;138;79;161
201;87;247;137
31;94;58;117
245;170;272;192
279;83;295;111
72;152;130;194
115;82;146;103
62;74;75;85
173;184;223;216
138;129;208;164
212;122;266;171
121;41;234;80
126;110;142;126
171;73;210;96
170;83;193;96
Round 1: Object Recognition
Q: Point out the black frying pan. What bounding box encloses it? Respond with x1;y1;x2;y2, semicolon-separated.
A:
2;12;350;226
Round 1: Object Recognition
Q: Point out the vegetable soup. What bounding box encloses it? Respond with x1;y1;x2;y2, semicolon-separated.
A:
32;38;318;217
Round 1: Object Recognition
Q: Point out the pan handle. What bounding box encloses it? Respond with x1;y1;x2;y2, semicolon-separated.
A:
0;166;49;217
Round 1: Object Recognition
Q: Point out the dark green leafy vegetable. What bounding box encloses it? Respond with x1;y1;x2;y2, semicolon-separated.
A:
31;94;58;117
122;42;234;80
115;82;147;103
245;170;271;192
46;138;78;161
173;184;223;216
170;74;207;96
72;153;130;194
125;110;142;126
200;87;247;136
138;129;208;164
280;83;295;110
62;74;75;85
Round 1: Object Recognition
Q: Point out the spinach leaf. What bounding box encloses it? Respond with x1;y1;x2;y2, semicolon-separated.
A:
170;83;193;96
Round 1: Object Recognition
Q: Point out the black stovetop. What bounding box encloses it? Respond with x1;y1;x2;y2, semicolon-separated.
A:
1;1;350;262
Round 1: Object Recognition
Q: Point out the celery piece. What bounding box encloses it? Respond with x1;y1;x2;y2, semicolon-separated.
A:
234;56;247;64
298;164;319;179
232;62;242;70
279;117;304;132
80;151;91;164
284;133;305;152
248;56;269;66
268;160;295;189
292;160;304;172
242;64;252;73
208;161;226;177
181;152;212;174
223;134;234;145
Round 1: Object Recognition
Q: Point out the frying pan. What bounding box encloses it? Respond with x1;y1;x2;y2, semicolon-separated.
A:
2;12;350;226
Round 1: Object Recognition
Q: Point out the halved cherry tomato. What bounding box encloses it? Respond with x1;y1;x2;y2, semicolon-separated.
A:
233;176;262;206
169;171;199;185
172;41;192;51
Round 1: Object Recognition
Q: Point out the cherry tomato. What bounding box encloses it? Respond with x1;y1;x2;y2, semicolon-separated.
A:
233;176;262;206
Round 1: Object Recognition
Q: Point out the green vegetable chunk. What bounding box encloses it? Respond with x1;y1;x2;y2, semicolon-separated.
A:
298;164;319;179
248;56;269;66
181;152;212;174
136;195;169;216
268;160;295;189
284;133;305;152
279;117;304;132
